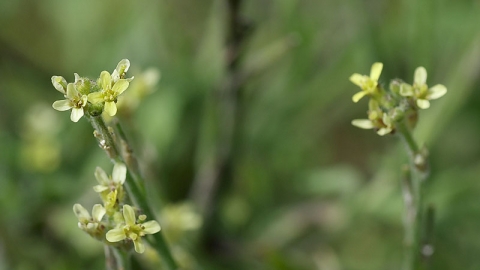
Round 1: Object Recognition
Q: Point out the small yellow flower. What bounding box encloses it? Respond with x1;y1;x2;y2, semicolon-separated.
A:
93;163;126;211
52;83;88;122
399;66;447;109
88;71;130;116
106;204;161;253
349;62;383;103
351;99;393;136
73;204;106;237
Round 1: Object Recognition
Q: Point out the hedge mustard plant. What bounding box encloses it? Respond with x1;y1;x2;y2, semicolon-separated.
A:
350;63;447;270
51;60;178;269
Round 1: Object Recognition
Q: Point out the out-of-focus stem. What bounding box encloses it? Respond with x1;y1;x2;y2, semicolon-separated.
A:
105;245;116;270
397;121;428;270
114;121;146;194
112;247;130;270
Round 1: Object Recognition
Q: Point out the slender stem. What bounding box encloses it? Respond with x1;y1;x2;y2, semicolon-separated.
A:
191;0;248;230
105;245;117;270
397;121;428;270
401;165;415;270
114;122;146;194
112;247;131;270
397;122;419;156
86;114;178;270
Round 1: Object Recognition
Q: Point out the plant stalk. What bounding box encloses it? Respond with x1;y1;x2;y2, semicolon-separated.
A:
86;114;178;270
397;121;428;270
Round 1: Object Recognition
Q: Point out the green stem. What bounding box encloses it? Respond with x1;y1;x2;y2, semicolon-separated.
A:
105;245;116;270
112;247;131;270
397;121;427;270
86;114;178;270
114;121;146;194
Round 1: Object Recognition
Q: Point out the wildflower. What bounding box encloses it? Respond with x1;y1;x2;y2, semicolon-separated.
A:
73;204;106;237
351;99;394;136
93;163;126;207
52;83;88;122
88;71;130;116
399;66;447;109
349;62;383;102
106;204;161;253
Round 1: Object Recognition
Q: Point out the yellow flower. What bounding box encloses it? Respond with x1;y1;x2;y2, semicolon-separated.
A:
399;66;447;109
73;204;106;237
93;163;126;212
52;83;88;122
351;99;394;136
88;71;130;116
106;204;161;253
349;62;383;102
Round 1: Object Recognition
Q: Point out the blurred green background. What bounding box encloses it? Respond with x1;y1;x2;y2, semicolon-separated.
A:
1;0;480;269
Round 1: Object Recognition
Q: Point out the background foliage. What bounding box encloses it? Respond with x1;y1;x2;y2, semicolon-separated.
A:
1;0;480;269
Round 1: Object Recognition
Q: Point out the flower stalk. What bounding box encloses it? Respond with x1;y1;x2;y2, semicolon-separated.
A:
397;123;426;270
349;63;445;270
51;60;178;270
87;114;178;270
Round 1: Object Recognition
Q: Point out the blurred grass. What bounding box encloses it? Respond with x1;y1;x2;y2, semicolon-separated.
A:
1;0;480;269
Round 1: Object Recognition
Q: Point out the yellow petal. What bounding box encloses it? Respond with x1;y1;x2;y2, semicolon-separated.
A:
377;127;392;136
80;95;88;107
51;76;67;94
70;108;84;122
352;91;367;103
349;73;364;87
105;101;117;116
112;163;126;185
100;71;112;90
351;119;375;129
52;100;71;111
133;239;145;253
416;99;430;109
414;66;427;85
66;83;78;100
112;79;129;96
115;59;130;75
92;204;106;222
94;167;109;185
73;204;91;220
427;84;447;100
93;185;109;193
142;220;161;234
123;205;136;226
88;92;104;104
106;228;127;242
370;62;383;81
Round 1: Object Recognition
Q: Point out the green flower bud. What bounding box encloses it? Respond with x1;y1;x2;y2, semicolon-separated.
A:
74;73;92;95
389;80;402;95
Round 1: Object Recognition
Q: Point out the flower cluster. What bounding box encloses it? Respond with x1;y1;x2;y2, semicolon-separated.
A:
51;59;134;122
73;163;161;253
349;63;447;135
